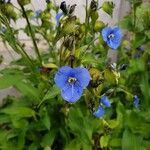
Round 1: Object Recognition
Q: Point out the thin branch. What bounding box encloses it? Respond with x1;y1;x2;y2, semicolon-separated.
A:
19;4;42;64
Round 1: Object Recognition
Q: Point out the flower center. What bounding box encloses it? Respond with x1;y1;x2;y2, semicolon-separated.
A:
68;77;77;84
108;33;115;39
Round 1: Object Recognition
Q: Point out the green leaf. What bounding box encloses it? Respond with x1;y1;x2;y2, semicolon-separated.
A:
119;16;133;31
65;139;81;150
0;75;24;89
127;59;145;76
104;69;120;85
28;142;39;150
133;33;146;48
62;21;77;35
100;135;110;148
145;30;150;40
15;81;40;101
40;130;56;147
0;106;35;118
0;114;11;124
42;110;51;130
17;130;26;150
43;86;60;100
81;54;97;65
122;128;144;150
109;138;121;147
12;118;28;129
44;146;51;150
90;11;99;25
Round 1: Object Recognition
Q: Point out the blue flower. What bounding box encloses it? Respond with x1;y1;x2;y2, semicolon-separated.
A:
93;106;105;118
102;27;122;49
133;95;139;108
56;12;64;26
100;96;111;107
0;26;6;33
54;66;91;103
32;10;42;19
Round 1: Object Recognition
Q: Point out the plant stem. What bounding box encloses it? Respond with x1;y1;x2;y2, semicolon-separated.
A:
59;43;64;67
85;0;88;23
82;36;99;57
37;88;50;109
70;36;76;68
19;4;42;64
0;13;34;67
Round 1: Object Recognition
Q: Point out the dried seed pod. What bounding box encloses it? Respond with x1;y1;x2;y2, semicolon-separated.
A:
90;0;98;11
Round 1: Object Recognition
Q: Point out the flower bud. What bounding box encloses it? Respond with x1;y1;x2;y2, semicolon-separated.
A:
102;1;115;16
93;106;105;118
94;20;105;32
100;96;111;107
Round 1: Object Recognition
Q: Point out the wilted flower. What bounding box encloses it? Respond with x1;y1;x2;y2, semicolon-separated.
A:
100;96;111;107
1;0;11;3
54;66;91;103
93;106;105;118
60;1;76;16
90;0;98;11
133;95;139;108
56;12;64;26
102;27;122;49
45;0;50;3
136;46;144;51
119;64;128;71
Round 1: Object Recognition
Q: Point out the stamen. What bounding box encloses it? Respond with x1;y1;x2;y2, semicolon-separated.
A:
68;77;77;84
108;33;115;39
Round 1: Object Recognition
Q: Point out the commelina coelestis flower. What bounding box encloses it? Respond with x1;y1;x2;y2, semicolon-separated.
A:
102;26;122;49
100;96;111;107
93;106;105;118
133;95;139;108
54;66;91;103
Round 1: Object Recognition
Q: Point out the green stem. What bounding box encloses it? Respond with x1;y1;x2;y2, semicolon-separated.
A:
0;13;34;67
82;37;99;57
17;42;34;66
85;0;89;39
19;4;42;64
37;89;50;109
59;43;64;67
85;0;88;23
70;36;75;68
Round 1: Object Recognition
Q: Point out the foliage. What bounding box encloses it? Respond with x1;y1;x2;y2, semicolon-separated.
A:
0;0;150;150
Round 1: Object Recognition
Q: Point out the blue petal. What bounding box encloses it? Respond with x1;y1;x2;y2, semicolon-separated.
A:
101;27;112;42
61;83;83;103
113;27;122;39
74;67;91;88
133;95;139;108
100;96;111;107
35;10;42;17
93;107;105;118
102;26;122;49
56;12;64;26
0;27;6;33
107;39;121;49
54;66;72;89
